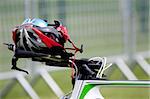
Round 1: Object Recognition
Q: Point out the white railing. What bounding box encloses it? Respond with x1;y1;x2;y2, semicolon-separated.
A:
0;51;149;98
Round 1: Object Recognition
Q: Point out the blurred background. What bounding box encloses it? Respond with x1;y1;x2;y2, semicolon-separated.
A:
0;0;149;99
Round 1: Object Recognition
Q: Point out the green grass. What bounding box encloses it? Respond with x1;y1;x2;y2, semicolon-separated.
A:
0;63;149;99
3;82;30;99
101;87;150;99
0;80;8;89
1;70;72;99
132;63;150;80
108;64;127;80
50;69;72;93
32;77;58;99
146;58;150;64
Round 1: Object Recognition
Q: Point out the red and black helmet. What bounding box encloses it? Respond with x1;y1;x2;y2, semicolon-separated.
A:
12;18;82;57
12;18;71;54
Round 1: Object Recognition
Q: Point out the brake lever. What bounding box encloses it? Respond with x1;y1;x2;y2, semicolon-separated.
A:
11;65;29;74
12;56;29;74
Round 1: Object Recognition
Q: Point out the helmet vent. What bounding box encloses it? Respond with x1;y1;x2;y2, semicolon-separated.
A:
23;36;30;51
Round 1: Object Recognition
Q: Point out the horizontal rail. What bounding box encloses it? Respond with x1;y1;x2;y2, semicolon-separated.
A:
85;80;150;87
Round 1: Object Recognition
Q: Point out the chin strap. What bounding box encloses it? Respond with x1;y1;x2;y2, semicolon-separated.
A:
64;39;83;79
65;39;83;53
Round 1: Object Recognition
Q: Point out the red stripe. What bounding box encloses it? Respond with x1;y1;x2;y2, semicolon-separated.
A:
57;26;70;41
32;27;63;48
12;28;18;44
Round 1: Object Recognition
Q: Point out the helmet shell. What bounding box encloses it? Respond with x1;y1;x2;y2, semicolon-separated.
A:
12;18;65;55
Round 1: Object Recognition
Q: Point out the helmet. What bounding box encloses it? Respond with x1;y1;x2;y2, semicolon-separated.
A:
12;18;67;54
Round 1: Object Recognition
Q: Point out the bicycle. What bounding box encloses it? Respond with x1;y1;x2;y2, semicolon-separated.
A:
4;18;150;99
4;45;150;99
